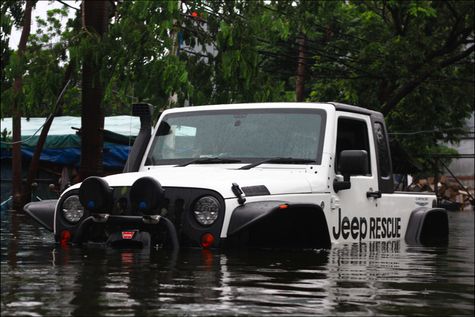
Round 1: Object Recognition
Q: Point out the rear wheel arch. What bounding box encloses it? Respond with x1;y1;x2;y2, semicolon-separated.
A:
405;207;449;245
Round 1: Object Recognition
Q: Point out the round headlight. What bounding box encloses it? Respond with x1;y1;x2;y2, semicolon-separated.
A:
193;196;220;226
62;195;84;223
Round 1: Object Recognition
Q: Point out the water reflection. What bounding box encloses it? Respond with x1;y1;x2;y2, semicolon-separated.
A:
1;210;474;316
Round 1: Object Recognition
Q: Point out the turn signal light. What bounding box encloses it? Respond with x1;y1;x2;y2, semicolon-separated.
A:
200;233;215;249
60;230;71;246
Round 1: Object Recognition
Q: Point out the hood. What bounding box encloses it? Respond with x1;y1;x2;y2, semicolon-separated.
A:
66;165;322;199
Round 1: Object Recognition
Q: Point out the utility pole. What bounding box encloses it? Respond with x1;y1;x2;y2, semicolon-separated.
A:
11;0;33;210
79;0;113;180
295;34;306;102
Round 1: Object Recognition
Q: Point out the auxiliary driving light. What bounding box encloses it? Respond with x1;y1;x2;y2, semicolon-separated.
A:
130;177;164;215
79;177;113;213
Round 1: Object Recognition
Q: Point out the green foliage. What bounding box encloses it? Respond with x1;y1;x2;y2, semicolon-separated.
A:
0;0;473;175
180;0;291;105
306;0;473;165
96;1;191;113
1;1;25;117
1;4;80;118
412;144;459;179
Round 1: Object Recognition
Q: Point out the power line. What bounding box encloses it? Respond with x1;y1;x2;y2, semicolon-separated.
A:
0;79;71;145
56;0;80;11
389;128;474;136
180;3;392;78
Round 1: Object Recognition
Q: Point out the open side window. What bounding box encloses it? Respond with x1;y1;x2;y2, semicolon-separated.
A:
335;118;371;175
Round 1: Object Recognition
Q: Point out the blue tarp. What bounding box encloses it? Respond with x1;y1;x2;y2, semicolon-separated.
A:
0;116;140;169
1;143;131;169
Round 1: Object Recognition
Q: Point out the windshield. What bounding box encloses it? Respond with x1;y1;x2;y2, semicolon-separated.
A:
146;108;326;165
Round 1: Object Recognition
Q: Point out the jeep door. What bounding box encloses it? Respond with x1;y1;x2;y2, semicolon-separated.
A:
330;113;380;243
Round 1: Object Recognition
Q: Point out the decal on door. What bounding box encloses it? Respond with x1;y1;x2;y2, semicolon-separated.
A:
332;208;401;241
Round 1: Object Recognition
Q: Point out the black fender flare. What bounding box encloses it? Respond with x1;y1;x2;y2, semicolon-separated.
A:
405;207;449;245
227;201;288;236
23;200;57;232
227;201;331;248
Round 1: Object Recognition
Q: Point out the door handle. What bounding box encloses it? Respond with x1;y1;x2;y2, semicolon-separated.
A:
366;191;382;199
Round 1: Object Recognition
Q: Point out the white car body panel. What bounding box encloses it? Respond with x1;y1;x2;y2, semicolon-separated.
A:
55;102;441;245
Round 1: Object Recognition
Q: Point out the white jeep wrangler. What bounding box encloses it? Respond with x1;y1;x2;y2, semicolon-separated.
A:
25;102;448;249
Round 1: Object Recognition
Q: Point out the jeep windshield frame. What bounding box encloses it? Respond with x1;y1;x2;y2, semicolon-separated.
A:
145;108;327;166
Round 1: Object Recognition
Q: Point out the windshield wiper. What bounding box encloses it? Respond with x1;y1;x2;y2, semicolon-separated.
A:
239;157;316;170
175;157;242;167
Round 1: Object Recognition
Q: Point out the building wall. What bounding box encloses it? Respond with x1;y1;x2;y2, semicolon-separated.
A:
447;113;475;188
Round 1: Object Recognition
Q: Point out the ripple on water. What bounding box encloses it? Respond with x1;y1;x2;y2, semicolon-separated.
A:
0;210;473;316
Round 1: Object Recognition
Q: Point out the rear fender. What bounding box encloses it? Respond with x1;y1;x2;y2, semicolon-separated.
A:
405;207;449;245
23;200;57;232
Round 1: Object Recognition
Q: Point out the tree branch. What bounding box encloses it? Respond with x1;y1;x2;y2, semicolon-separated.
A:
388;4;404;35
56;0;80;11
381;45;474;115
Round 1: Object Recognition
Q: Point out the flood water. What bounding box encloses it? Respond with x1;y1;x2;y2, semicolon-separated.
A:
1;209;474;316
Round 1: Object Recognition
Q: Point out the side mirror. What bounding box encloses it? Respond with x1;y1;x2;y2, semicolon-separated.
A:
157;121;171;136
334;150;369;192
339;150;369;180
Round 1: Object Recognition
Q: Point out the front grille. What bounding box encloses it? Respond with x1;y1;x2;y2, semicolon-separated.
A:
110;186;133;215
109;186;197;236
94;186;225;247
111;186;187;212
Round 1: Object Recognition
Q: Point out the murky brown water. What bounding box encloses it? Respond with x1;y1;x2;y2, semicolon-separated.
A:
1;210;474;316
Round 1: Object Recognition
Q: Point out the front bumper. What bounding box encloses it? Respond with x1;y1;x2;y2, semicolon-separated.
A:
55;184;226;249
64;214;179;249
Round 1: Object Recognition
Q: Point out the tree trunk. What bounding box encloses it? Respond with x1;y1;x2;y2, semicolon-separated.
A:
79;1;112;181
295;35;306;102
11;0;33;210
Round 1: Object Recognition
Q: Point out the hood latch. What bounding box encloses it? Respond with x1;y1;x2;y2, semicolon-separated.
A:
231;183;246;205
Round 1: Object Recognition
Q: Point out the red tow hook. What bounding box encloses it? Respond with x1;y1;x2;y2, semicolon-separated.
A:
121;231;137;240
